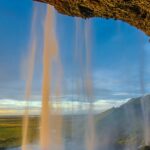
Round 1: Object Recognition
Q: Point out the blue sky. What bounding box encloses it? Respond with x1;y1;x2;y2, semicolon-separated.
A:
0;0;150;114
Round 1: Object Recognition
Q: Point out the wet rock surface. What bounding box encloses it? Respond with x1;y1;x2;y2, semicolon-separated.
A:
34;0;150;36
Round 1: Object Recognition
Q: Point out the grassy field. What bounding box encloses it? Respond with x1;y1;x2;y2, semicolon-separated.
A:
0;116;39;149
0;115;86;149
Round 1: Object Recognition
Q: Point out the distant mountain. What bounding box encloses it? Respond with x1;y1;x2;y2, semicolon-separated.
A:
94;94;150;150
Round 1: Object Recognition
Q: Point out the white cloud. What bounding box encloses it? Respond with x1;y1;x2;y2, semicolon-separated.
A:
0;97;128;116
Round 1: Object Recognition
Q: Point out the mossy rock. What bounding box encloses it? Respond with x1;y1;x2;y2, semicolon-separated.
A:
34;0;150;36
140;146;150;150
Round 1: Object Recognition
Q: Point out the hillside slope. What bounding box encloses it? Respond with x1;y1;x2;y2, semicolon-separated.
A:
95;95;150;150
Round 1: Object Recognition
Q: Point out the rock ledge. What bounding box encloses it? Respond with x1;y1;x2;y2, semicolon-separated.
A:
34;0;150;36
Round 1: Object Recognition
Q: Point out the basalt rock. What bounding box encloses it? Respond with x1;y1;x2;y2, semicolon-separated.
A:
34;0;150;36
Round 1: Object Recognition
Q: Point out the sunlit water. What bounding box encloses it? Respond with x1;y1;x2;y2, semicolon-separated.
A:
21;3;97;149
18;2;150;150
22;4;64;150
22;5;37;150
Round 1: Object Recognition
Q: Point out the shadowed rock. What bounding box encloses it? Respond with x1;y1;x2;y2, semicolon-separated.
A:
34;0;150;36
139;146;150;150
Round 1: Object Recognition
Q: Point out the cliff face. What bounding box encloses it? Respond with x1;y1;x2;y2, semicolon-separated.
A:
34;0;150;36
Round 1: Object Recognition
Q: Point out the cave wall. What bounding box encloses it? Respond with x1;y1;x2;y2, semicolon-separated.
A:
34;0;150;36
